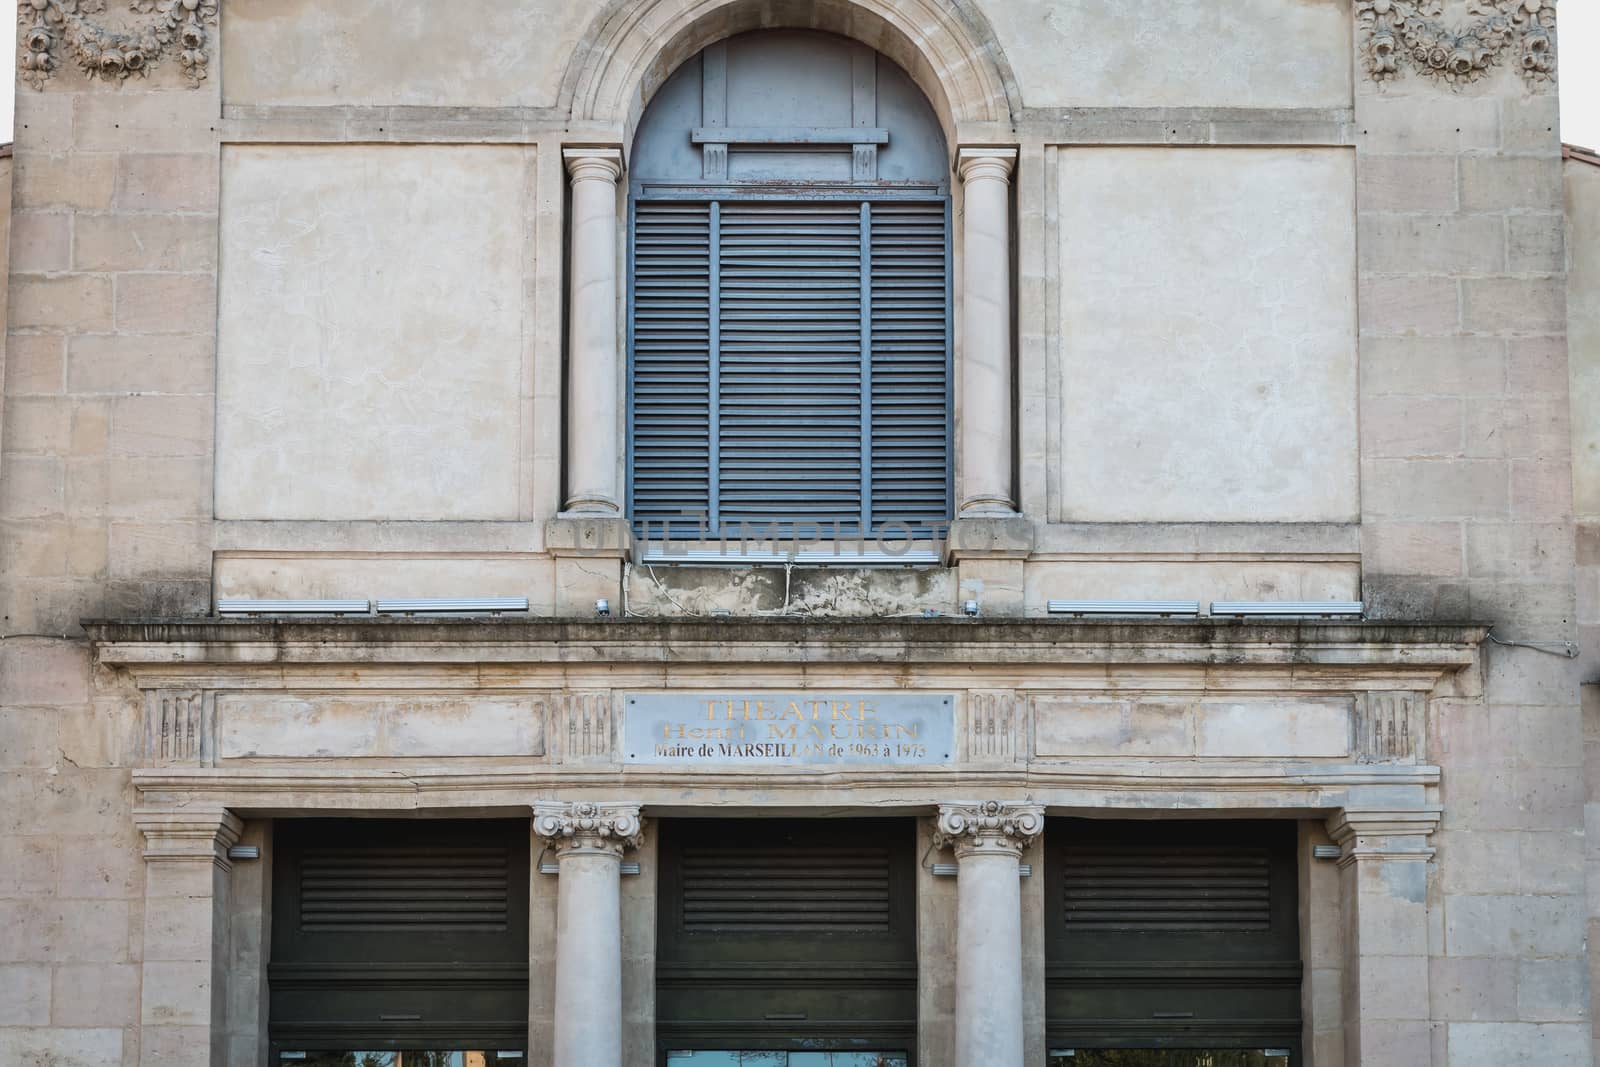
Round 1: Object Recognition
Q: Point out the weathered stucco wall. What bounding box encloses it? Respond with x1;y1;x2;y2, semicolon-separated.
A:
215;144;535;521
984;0;1352;110
1054;146;1359;523
220;0;591;109
0;0;1589;1065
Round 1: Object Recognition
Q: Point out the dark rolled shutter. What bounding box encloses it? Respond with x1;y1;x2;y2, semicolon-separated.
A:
631;201;713;534
629;198;950;539
1045;819;1302;1055
269;819;530;1051
297;845;512;931
680;843;892;932
1063;845;1273;932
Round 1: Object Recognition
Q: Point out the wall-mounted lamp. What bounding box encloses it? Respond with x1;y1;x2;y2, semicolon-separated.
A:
226;845;261;861
1312;844;1343;860
963;599;980;617
595;598;611;617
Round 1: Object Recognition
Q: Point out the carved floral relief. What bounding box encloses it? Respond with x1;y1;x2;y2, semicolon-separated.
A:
19;0;217;89
1357;0;1557;88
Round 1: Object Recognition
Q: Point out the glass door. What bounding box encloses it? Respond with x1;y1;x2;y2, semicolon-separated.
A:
1047;1051;1291;1067
666;1054;908;1066
277;1052;526;1066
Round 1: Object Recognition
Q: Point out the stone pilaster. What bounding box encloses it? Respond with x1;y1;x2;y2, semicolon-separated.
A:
133;807;242;1067
561;147;625;517
1326;807;1440;1067
936;800;1043;1067
956;148;1018;519
532;801;643;1067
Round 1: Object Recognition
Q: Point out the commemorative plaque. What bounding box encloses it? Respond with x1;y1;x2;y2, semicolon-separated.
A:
623;692;956;765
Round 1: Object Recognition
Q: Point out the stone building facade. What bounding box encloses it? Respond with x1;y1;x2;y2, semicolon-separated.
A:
0;1;1593;1066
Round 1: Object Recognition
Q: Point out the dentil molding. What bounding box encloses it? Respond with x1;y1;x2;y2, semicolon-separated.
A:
19;0;217;90
1357;0;1557;88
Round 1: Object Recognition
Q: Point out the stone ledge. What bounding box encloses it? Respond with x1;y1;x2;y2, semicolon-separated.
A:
86;617;1487;675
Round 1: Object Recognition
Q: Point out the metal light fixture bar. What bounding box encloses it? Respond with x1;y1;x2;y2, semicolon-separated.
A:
932;863;1032;877
217;599;370;617
1209;601;1364;618
1046;600;1202;618
374;597;530;616
540;861;642;876
638;546;941;567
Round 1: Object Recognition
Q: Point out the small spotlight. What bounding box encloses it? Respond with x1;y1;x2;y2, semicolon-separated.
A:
595;598;611;617
963;599;980;617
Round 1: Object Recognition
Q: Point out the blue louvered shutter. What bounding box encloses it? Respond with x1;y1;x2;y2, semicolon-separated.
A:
631;201;713;534
629;198;950;540
869;202;951;531
718;202;865;534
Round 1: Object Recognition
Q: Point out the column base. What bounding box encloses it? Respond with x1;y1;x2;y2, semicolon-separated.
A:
944;515;1035;563
546;515;634;560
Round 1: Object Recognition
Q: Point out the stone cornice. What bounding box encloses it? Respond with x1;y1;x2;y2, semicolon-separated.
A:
1326;805;1443;867
133;805;242;865
131;769;1442;841
532;800;643;858
86;617;1487;679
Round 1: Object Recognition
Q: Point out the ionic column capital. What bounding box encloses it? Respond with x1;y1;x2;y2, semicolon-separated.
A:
533;800;643;859
133;806;243;867
936;800;1044;859
563;147;624;185
1325;805;1441;868
956;147;1017;185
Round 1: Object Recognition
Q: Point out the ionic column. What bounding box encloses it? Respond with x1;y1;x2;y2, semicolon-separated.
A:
937;800;1044;1067
563;148;625;515
133;806;243;1067
956;148;1019;517
1326;807;1440;1067
532;801;643;1067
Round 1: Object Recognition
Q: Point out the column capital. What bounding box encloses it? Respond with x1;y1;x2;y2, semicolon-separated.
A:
1325;805;1441;868
956;146;1018;184
935;799;1044;858
533;800;643;859
563;147;624;184
133;806;243;866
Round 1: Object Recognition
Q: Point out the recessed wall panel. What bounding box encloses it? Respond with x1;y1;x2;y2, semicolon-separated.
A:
985;0;1351;109
222;0;588;108
217;145;529;520
1056;147;1359;523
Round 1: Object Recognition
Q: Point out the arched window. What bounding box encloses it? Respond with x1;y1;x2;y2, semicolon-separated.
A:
628;30;952;541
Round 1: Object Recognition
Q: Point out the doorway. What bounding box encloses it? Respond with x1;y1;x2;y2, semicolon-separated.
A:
1043;820;1303;1066
655;818;918;1066
267;819;531;1061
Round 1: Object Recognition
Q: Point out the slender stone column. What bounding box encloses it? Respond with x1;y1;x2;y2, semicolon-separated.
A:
133;806;243;1067
956;148;1019;517
562;148;625;515
1326;807;1440;1067
937;800;1044;1067
532;801;643;1067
